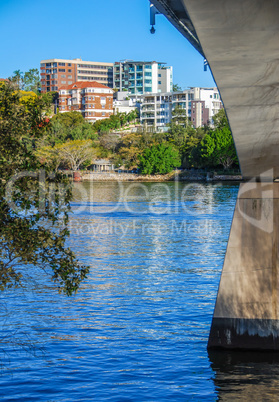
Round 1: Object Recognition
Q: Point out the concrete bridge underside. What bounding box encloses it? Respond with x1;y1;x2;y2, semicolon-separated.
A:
151;0;279;349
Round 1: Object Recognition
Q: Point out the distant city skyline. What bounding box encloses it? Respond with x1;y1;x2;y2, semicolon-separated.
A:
0;0;216;89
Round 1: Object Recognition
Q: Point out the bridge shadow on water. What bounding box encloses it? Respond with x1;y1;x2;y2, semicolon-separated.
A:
208;350;279;400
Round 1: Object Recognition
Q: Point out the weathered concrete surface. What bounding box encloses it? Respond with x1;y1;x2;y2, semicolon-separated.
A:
208;183;279;349
150;0;279;349
182;0;279;181
152;0;279;181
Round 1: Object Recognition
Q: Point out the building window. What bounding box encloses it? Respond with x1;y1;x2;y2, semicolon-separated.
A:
68;63;72;66
68;75;72;78
68;81;72;85
158;81;161;84
158;74;161;77
61;81;66;84
59;63;65;66
68;69;72;72
61;75;66;78
102;112;105;116
59;69;66;72
102;105;105;109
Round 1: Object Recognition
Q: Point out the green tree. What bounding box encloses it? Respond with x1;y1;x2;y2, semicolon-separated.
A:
55;139;96;171
139;143;181;175
212;108;229;130
172;83;182;92
0;82;89;295
193;126;238;169
51;111;85;128
22;68;41;93
42;113;98;147
12;69;41;93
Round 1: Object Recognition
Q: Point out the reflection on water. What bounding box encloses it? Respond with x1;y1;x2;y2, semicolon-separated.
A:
3;181;278;400
209;350;279;401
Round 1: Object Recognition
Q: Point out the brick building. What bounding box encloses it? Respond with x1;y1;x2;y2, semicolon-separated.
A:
40;58;113;93
58;81;114;123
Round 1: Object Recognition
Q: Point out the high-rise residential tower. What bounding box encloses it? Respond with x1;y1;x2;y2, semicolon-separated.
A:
113;60;173;94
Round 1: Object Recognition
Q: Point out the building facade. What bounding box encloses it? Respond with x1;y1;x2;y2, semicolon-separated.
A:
58;81;114;123
113;60;173;95
113;91;138;114
40;58;114;92
138;87;222;130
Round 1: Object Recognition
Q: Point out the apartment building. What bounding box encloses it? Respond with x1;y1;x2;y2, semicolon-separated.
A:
58;81;114;123
113;60;173;95
113;91;138;114
190;87;222;128
40;58;114;92
138;87;222;131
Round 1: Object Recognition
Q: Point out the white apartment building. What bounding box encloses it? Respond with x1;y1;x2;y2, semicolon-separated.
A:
113;91;138;114
113;60;173;95
138;87;222;131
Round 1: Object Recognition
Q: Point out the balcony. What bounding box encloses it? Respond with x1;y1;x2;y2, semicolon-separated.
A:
141;99;155;105
142;107;155;113
141;115;155;120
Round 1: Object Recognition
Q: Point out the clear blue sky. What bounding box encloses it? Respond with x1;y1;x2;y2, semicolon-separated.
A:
0;0;216;89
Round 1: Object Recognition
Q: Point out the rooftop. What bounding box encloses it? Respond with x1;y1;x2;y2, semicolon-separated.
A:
59;81;113;91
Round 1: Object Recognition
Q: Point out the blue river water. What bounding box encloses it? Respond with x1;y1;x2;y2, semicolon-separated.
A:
1;181;279;401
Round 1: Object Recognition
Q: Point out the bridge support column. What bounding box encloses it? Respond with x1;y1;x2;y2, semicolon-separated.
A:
208;181;279;350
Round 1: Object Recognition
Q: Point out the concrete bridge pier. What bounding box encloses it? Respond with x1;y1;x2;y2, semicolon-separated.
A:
150;0;279;350
208;182;279;350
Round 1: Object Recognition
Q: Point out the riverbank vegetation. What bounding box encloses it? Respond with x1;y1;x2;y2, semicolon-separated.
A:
35;104;239;175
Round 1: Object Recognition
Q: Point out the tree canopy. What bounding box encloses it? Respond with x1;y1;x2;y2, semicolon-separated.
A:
0;82;89;295
139;143;181;175
12;69;41;94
